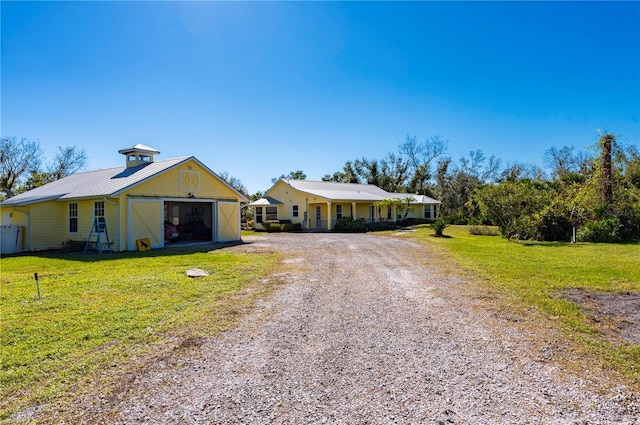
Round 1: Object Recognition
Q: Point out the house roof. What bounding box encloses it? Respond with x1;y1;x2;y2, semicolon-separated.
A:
386;193;442;205
248;196;284;206
1;156;249;206
283;179;392;201
261;179;441;204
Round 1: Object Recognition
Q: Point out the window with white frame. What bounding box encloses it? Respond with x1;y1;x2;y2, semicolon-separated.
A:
255;207;263;223
94;201;105;218
292;205;299;217
336;204;342;220
69;203;78;233
266;206;277;221
424;205;432;219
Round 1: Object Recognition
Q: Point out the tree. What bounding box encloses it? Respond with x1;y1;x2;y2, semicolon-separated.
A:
348;153;410;192
353;157;382;187
599;133;614;204
435;151;502;222
218;171;248;196
544;145;592;180
22;146;88;191
378;153;410;192
544;145;577;179
498;162;545;182
374;198;404;221
472;180;556;239
322;161;361;183
272;170;306;183
400;135;448;194
49;146;87;180
249;191;264;202
623;146;640;189
1;136;43;198
374;196;414;223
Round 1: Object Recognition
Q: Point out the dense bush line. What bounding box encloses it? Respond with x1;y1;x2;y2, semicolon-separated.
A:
264;222;302;232
471;135;640;242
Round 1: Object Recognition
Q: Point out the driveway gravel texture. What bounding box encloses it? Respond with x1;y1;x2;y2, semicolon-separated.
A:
111;233;638;424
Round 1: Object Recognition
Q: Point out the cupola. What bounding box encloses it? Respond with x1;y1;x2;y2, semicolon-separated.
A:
118;144;161;168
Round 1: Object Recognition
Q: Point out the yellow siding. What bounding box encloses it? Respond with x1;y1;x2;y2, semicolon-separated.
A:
6;158;244;253
353;204;365;221
28;202;66;251
263;180;314;226
406;205;420;219
129;160;242;201
117;159;244;249
0;206;29;227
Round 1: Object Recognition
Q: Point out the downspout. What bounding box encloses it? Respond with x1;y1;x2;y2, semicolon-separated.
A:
104;197;120;252
11;206;31;252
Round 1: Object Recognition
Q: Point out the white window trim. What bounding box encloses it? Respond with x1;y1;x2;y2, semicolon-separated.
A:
68;202;79;234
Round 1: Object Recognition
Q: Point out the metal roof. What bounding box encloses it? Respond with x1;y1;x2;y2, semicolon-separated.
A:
386;193;442;205
260;179;441;204
1;156;248;206
248;196;284;206
283;179;391;201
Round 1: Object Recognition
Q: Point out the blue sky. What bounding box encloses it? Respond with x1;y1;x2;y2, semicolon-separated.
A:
2;1;639;194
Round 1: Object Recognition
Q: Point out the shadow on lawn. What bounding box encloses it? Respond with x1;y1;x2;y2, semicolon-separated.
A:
11;240;252;263
519;241;582;248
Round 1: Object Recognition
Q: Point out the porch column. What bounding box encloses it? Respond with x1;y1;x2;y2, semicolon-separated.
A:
351;202;357;219
326;201;332;230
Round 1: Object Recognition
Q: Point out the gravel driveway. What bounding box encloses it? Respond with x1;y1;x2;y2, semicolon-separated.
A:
115;233;638;424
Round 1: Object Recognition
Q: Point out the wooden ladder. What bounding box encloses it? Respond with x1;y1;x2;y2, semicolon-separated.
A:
84;217;113;254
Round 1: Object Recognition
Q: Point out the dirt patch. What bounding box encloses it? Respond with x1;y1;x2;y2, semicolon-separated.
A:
562;288;640;345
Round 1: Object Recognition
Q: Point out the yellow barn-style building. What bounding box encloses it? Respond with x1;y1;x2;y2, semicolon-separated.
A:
0;144;247;253
249;179;441;231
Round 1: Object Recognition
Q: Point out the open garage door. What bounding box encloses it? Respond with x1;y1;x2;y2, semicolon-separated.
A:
164;201;214;244
128;199;163;250
217;202;240;242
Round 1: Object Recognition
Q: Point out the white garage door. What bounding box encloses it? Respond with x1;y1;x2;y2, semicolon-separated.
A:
217;202;240;242
128;199;163;250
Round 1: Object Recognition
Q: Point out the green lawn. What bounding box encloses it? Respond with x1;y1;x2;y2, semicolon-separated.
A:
0;245;280;420
404;225;640;384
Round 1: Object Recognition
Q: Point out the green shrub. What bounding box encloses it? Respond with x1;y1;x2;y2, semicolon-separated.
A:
577;218;623;243
365;222;387;232
535;206;573;242
430;218;449;237
263;222;278;232
616;208;640;242
264;222;302;232
333;217;366;233
445;212;469;225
